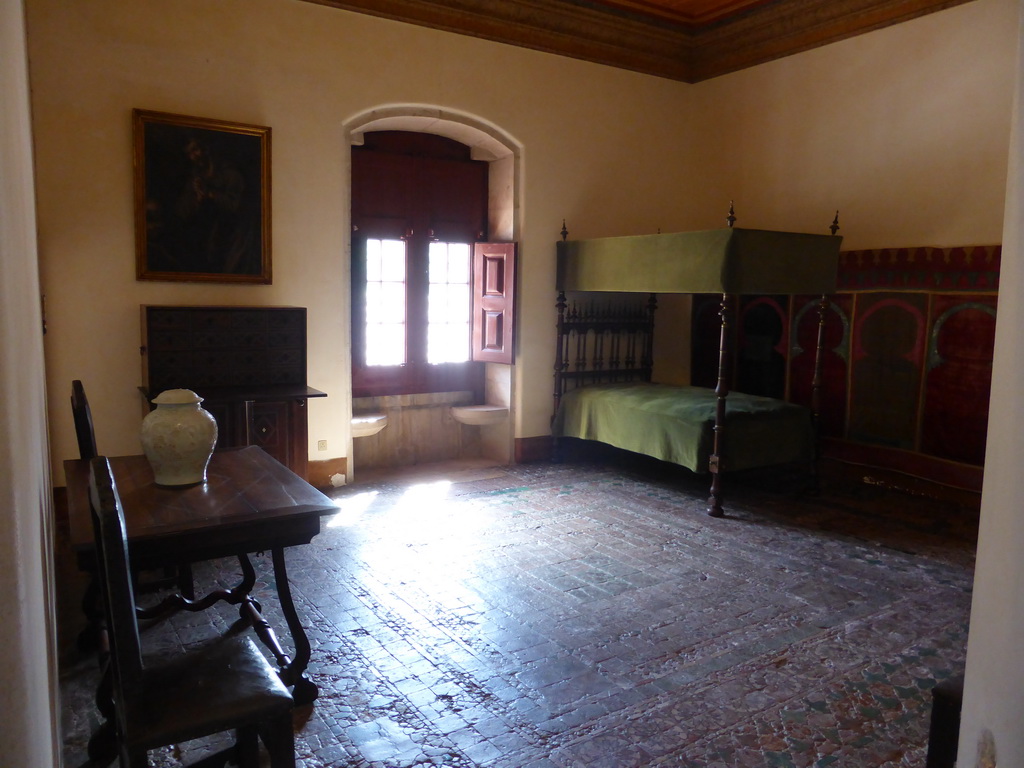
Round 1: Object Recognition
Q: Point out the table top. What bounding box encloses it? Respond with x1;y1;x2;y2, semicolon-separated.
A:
65;446;337;568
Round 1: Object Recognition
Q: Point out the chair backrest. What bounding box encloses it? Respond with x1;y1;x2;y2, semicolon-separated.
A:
88;457;143;698
72;380;98;460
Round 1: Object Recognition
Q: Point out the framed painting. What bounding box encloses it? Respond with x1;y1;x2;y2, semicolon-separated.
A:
133;109;271;283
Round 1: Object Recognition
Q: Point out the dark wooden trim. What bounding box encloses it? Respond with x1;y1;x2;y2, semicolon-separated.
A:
303;0;692;80
472;242;517;365
807;293;829;492
515;435;552;464
689;0;975;82
307;456;349;490
707;293;732;517
821;437;984;494
301;0;973;83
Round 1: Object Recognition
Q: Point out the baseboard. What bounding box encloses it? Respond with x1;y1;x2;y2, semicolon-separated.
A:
307;457;348;491
515;436;552;463
821;438;983;499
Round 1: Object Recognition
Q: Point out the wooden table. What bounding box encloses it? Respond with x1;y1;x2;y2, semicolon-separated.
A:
65;445;336;707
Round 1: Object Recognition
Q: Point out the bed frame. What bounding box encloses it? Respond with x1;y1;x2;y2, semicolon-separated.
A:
553;210;841;517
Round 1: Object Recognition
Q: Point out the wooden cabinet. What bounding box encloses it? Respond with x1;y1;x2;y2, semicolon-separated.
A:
141;306;325;478
197;389;317;479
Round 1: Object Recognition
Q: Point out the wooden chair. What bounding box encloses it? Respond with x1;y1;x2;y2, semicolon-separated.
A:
88;457;296;768
71;379;97;460
72;380;105;652
72;380;191;657
73;378;195;594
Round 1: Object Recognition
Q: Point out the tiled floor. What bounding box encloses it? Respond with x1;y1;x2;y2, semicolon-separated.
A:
58;456;978;767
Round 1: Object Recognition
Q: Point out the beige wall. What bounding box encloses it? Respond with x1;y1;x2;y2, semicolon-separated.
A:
27;0;699;479
27;0;1017;483
686;0;1015;251
1;1;59;765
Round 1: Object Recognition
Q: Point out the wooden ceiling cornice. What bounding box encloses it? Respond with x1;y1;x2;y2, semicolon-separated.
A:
686;0;974;81
300;0;975;82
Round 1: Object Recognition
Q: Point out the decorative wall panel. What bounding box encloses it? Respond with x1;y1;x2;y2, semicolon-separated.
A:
691;245;1000;490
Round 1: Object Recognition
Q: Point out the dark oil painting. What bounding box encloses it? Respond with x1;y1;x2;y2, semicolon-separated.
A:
134;109;271;283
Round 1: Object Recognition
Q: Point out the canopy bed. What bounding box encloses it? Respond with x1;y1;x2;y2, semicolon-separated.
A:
552;210;842;516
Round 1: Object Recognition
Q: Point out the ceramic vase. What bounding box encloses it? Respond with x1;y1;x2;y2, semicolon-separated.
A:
140;389;218;487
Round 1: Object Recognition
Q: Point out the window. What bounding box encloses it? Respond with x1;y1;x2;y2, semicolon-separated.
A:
361;238;473;367
364;237;407;367
351;132;488;398
427;241;472;364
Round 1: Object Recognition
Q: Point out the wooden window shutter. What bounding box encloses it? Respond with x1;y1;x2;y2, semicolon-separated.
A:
472;242;516;364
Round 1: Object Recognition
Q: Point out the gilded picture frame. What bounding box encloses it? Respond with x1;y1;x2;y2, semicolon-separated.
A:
133;109;271;283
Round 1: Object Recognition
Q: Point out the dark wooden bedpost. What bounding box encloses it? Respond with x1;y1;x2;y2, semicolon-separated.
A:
707;202;738;516
807;211;840;491
809;293;829;492
554;290;568;415
643;293;657;378
553;221;570;462
552;289;568;462
708;292;731;517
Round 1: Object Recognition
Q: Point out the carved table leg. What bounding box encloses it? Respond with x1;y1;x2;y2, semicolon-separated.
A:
271;546;318;705
136;554;255;620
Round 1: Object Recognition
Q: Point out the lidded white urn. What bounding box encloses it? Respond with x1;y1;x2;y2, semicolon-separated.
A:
140;389;218;487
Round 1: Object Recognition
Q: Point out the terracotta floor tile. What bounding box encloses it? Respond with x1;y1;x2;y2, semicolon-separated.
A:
58;458;976;767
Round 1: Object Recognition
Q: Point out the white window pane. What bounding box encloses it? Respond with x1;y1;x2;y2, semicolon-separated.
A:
425;241;472;364
380;239;406;281
367;282;406;324
365;324;382;364
366;323;405;366
427;322;470;364
448;243;471;284
365;325;381;365
365;237;405;367
366;239;382;282
450;323;470;362
427;323;448;364
381;283;406;323
447;284;470;322
365;283;383;324
379;324;406;365
429;242;448;283
427;284;447;323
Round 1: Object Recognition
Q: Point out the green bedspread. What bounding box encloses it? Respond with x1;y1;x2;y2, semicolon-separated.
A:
552;383;814;473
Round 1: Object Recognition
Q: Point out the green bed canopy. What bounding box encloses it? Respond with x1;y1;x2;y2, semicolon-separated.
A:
556;226;842;295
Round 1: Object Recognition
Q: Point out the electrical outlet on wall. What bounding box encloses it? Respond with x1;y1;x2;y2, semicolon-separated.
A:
317;440;327;451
